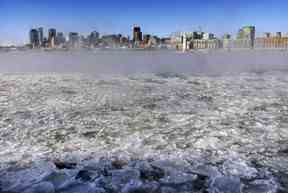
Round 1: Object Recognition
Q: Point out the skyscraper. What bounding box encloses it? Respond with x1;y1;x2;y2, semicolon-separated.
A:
29;29;40;48
38;27;44;46
133;25;142;42
89;31;100;47
56;32;66;46
143;34;151;44
48;28;57;48
69;32;80;48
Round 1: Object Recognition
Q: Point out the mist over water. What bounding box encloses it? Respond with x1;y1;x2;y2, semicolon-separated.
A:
1;50;288;75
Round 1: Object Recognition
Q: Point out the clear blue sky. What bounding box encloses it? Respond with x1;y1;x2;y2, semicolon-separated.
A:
0;0;288;45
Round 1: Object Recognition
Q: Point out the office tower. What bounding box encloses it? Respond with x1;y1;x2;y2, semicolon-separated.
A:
89;31;100;47
237;26;256;48
133;25;142;42
102;34;121;47
48;28;57;48
38;27;44;46
69;32;80;48
143;34;151;44
29;29;40;48
56;32;66;46
120;36;129;46
80;35;90;47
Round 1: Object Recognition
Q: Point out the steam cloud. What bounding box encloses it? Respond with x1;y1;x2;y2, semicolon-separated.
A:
0;50;288;75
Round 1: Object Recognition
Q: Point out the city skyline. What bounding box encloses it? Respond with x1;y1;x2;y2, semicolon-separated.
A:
1;0;288;45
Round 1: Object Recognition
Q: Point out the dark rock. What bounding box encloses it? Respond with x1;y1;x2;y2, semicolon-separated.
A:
278;147;288;155
198;95;213;102
75;170;99;182
82;131;98;138
275;172;288;192
111;158;128;170
0;158;281;193
192;175;208;192
54;161;77;170
133;161;165;181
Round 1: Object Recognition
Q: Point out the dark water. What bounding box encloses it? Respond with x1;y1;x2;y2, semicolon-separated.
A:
0;49;288;75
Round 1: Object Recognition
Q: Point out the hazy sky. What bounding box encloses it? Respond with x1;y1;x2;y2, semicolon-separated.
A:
1;0;288;45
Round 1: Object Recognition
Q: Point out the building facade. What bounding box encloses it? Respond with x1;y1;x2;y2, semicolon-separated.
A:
29;29;40;48
255;33;288;49
69;32;80;48
56;32;66;46
237;26;256;48
38;27;44;46
89;31;100;47
133;25;142;47
48;28;57;48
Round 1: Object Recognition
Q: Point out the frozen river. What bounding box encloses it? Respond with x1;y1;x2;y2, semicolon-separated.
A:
0;50;288;192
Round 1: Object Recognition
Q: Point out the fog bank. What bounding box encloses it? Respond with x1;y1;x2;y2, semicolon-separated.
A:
0;50;288;75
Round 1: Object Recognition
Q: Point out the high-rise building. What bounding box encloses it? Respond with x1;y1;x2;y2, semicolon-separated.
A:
143;34;151;44
102;34;121;47
120;36;129;46
89;31;100;47
38;27;44;46
48;28;57;48
29;29;40;48
133;25;142;43
56;32;66;46
237;26;256;48
69;32;80;48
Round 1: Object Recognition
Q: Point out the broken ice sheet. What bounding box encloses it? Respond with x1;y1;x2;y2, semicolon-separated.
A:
0;71;287;191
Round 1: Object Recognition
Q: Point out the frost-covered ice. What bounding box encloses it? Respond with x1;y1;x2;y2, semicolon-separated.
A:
0;71;288;192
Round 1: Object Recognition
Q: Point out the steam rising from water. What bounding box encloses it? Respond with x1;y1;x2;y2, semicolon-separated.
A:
0;50;288;75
